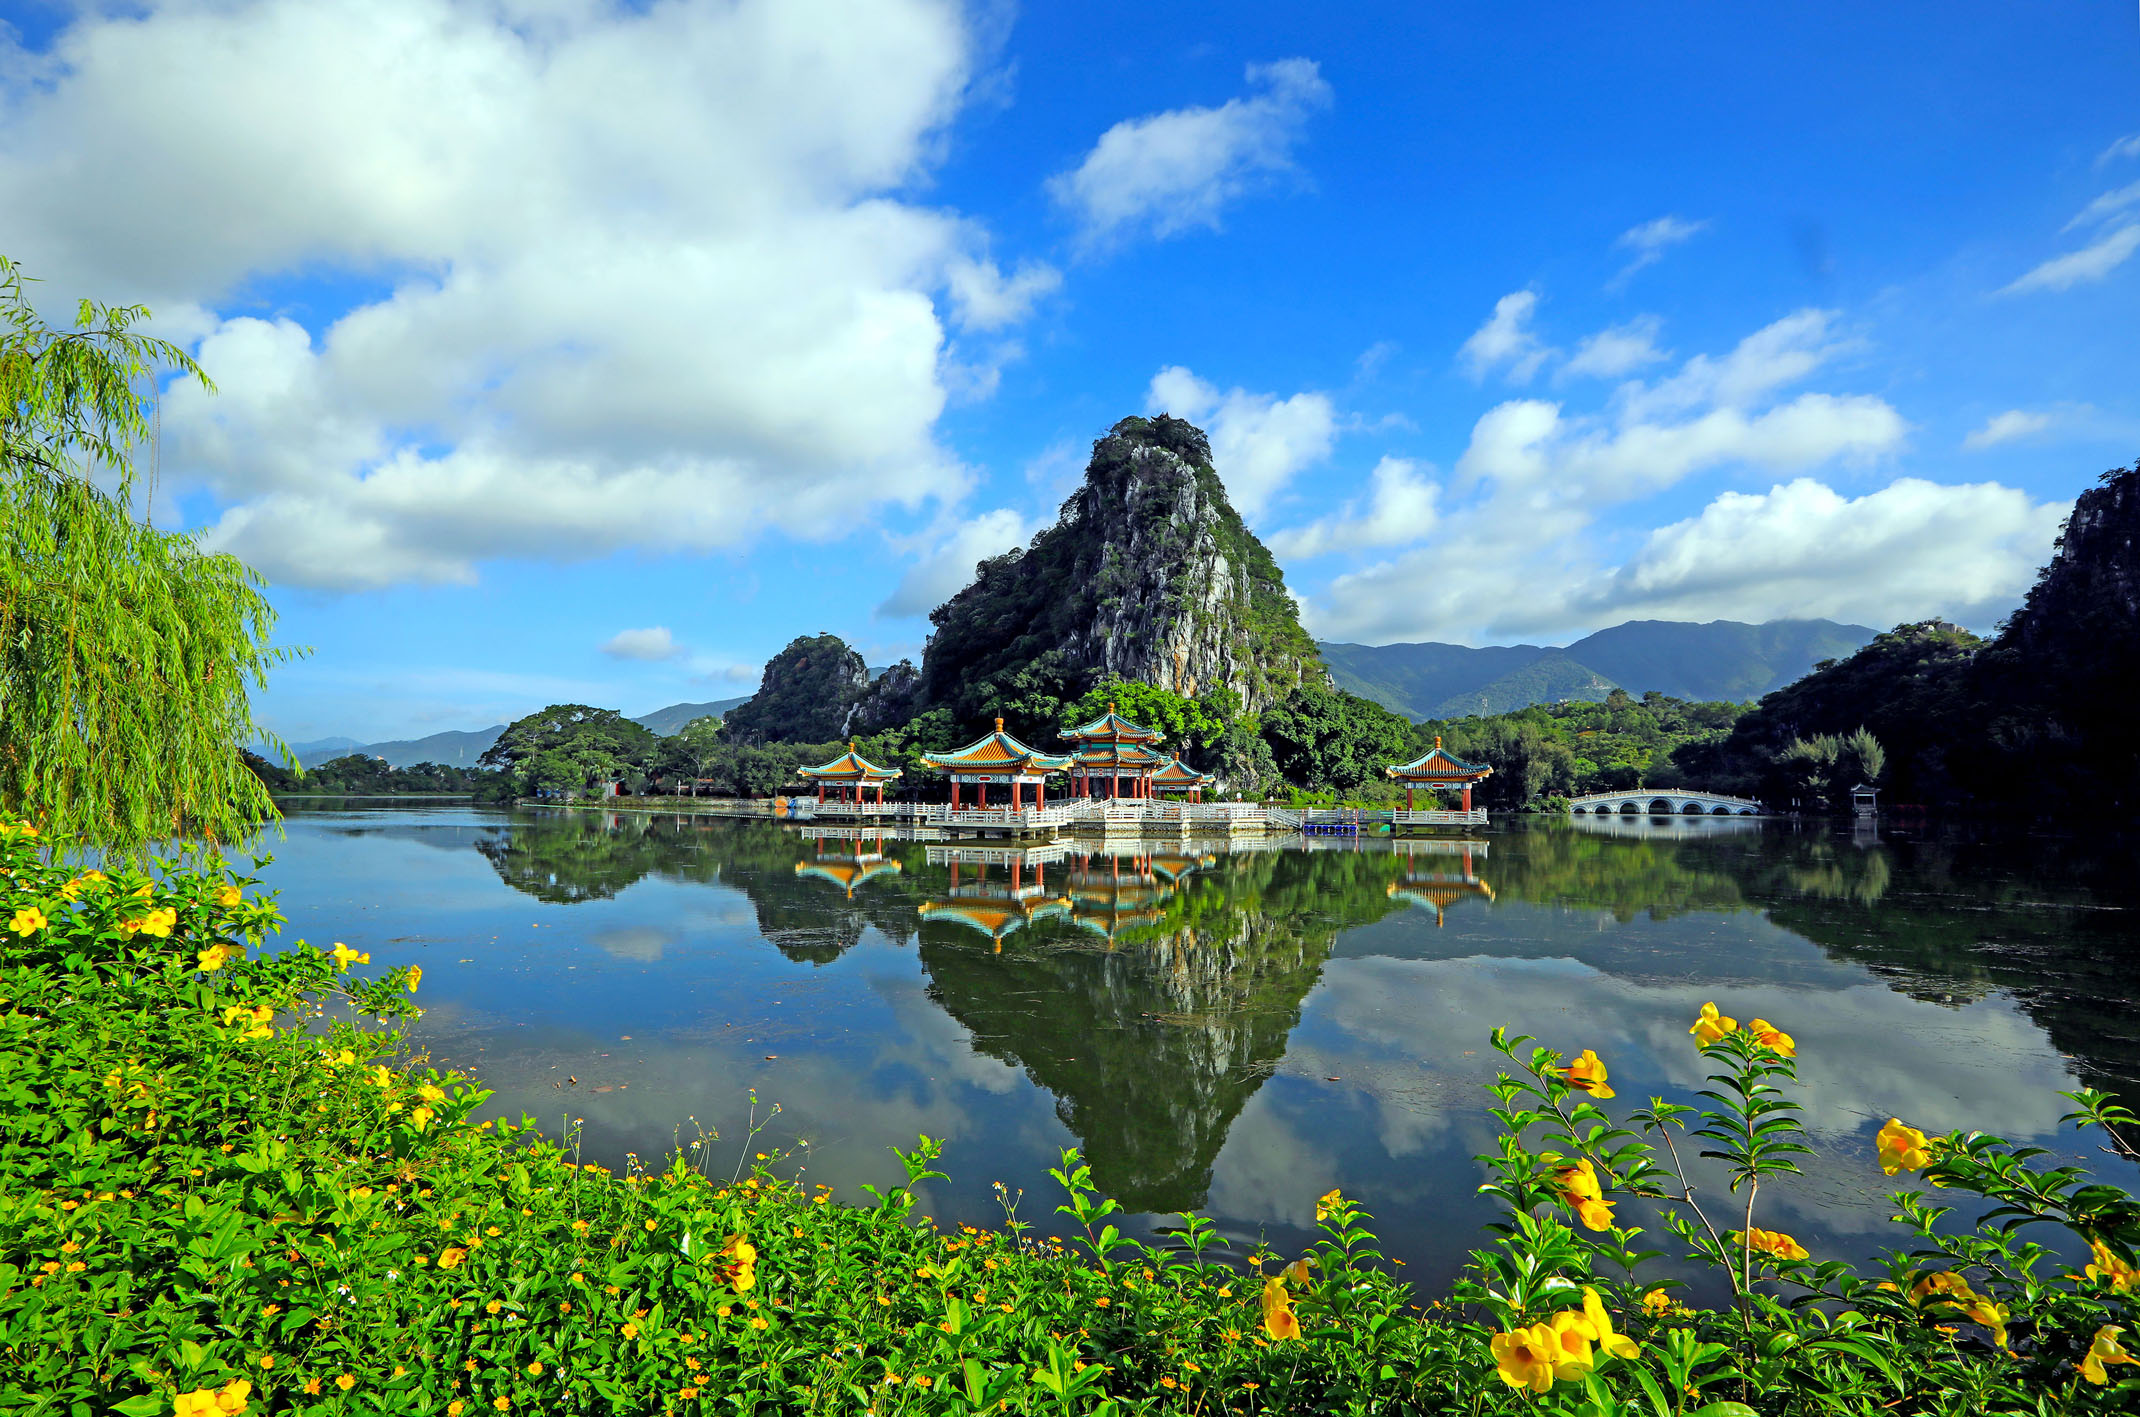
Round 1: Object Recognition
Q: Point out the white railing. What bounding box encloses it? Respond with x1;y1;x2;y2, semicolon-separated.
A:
1391;809;1490;826
1267;807;1302;829
921;805;1078;830
806;800;912;817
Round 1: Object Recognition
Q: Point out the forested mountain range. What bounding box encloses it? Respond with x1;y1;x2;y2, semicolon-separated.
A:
294;694;749;768
1320;618;1877;719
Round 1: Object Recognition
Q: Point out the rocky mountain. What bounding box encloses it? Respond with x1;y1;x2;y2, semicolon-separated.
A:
917;415;1324;731
630;696;750;737
722;633;870;744
1321;618;1877;720
1973;460;2140;814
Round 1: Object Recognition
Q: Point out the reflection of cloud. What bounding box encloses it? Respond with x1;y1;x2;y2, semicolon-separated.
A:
591;926;673;962
1205;1090;1344;1228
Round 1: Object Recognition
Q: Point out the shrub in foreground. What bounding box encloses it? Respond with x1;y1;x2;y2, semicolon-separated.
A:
1;814;2136;1414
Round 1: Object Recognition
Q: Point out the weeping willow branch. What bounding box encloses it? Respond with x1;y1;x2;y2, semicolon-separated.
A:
1;255;302;852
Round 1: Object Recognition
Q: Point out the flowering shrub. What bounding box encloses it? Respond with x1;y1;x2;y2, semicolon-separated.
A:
1;812;2136;1414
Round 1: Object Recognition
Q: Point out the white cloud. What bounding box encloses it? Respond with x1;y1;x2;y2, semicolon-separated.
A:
2099;133;2140;166
1296;308;1950;645
2000;222;2140;295
1047;58;1331;248
1962;409;2053;450
1563;315;1669;379
1457;290;1554;383
0;0;1040;590
1587;477;2067;626
944;255;1061;331
1147;366;1336;520
2063;179;2140;232
1268;457;1438;559
600;627;681;662
1022;439;1086;501
876;507;1033;618
1610;214;1708;286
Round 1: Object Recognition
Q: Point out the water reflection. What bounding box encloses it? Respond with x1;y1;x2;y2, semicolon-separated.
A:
266;803;2140;1289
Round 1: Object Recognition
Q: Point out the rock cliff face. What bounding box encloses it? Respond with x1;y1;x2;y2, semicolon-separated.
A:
918;416;1324;728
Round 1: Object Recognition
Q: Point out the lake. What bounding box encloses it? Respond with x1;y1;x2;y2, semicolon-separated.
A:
259;803;2140;1293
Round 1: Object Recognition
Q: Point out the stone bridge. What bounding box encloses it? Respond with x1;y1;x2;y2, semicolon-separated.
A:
1566;790;1766;817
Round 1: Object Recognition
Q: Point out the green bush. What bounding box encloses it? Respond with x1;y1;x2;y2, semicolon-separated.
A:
2;814;2137;1414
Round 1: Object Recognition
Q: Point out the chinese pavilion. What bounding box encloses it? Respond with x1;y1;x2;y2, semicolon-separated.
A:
797;743;901;805
1385;737;1494;812
1060;704;1168;799
1148;756;1214;802
918;844;1073;950
920;719;1073;811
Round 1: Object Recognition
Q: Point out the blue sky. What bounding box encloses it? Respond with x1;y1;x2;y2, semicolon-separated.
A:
4;0;2136;742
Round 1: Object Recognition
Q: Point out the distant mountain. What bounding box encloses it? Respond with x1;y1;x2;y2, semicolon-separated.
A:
285;735;362;758
299;726;505;770
631;695;750;736
1319;619;1877;720
295;695;756;769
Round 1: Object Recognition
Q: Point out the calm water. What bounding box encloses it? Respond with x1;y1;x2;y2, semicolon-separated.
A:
260;804;2140;1292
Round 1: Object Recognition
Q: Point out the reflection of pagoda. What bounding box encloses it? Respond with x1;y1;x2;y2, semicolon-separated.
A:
792;830;904;899
1065;847;1171;944
1386;843;1494;926
917;843;1073;951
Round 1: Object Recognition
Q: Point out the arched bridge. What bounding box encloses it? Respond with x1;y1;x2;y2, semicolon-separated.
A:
1566;790;1766;817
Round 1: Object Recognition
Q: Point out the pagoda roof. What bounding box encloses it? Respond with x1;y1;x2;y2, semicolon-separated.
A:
917;897;1071;941
1061;704;1164;745
920;719;1074;775
798;744;902;783
794;859;902;893
1071;743;1168;770
1386;737;1493;782
1150;757;1213;787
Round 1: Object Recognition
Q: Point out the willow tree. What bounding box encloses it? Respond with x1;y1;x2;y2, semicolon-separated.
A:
1;255;296;850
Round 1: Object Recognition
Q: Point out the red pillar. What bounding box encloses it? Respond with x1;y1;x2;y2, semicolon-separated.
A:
979;780;988;809
816;783;824;804
1462;786;1473;813
950;861;959;888
952;781;960;811
1011;858;1022;890
1037;780;1046;810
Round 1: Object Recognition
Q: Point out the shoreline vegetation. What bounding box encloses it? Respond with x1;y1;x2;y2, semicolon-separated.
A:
7;815;2139;1414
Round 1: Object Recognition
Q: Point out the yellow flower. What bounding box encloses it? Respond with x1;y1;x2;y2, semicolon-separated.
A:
215;1379;253;1414
335;1375;355;1392
409;1105;435;1130
1313;1188;1344;1222
1490;1323;1564;1393
1580;1287;1639;1360
1640;1288;1673;1316
1281;1256;1316;1286
2081;1325;2135;1385
622;1322;640;1339
175;1392;218;1417
217;884;244;908
1960;1295;2010;1349
1260;1277;1301;1341
1559;1049;1616;1098
1549;1308;1595;1374
2086;1239;2139;1293
406;964;423;994
196;944;231;972
526;1361;543;1376
9;906;47;936
1549;1157;1617;1231
493;1399;512;1412
1740;1227;1810;1262
370;1065;395;1089
329;942;370;971
1906;1271;1975;1307
439;1246;468;1270
305;1380;322;1396
486;1299;503;1315
750;1315;769;1330
1748;1018;1796;1056
417;1083;446;1103
1876;1118;1934;1175
448;1404;463;1416
718;1233;757;1291
59;871;105;900
1689;1001;1738;1046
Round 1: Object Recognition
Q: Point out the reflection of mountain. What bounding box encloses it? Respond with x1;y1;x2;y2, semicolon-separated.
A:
473;811;683;903
918;848;1413;1213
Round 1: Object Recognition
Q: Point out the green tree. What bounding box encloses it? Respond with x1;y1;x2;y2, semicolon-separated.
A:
479;704;657;796
0;256;298;850
1064;678;1227;760
668;714;726;794
1259;684;1414;793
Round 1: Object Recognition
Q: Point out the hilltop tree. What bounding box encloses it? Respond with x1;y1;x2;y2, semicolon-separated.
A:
0;256;298;850
1259;684;1414;794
